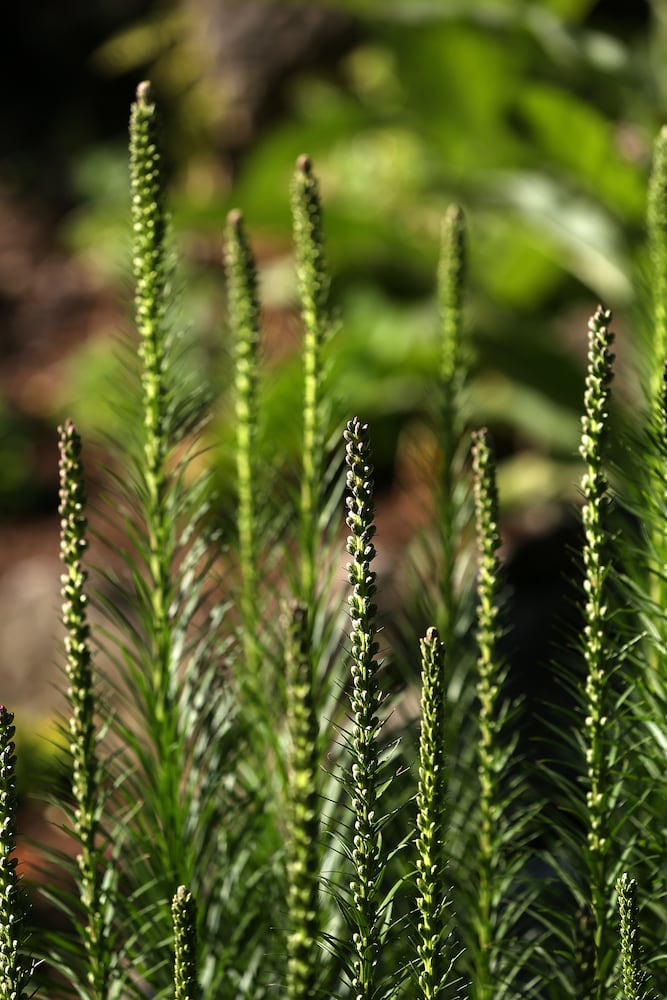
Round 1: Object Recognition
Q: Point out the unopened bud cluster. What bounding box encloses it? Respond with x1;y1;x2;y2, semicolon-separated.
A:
58;418;96;839
580;307;615;861
415;628;449;999
130;80;168;477
284;603;320;1000
0;706;23;999
172;885;199;1000
344;418;383;1000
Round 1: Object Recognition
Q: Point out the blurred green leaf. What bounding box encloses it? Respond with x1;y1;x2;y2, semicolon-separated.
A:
517;83;646;218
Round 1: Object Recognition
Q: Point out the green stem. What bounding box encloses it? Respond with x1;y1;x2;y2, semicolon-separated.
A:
285;602;321;1000
579;306;615;999
438;205;467;646
0;706;25;1000
415;627;451;1000
292;155;330;609
470;428;503;1000
59;418;111;999
617;874;649;1000
130;80;173;722
172;885;199;1000
648;126;667;413
345;417;383;1000
225;208;261;681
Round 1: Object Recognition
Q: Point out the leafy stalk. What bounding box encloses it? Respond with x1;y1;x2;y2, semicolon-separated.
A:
225;208;261;680
415;627;454;1000
437;205;467;647
130;79;173;720
292;155;330;608
112;80;200;993
469;427;504;1000
0;706;26;1000
647;126;667;411
640;128;667;659
285;602;321;1000
59;418;112;999
616;874;650;1000
172;885;199;1000
344;417;385;1000
579;305;615;998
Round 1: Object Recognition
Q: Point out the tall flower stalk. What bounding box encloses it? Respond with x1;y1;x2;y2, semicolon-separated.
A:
128;79;185;870
116;81;207;990
59;418;111;999
616;874;650;1000
469;428;504;1000
647;126;667;410
415;627;453;1000
579;305;615;998
344;417;385;1000
642;127;667;648
129;80;174;725
172;885;199;1000
284;602;321;1000
438;205;467;647
225;208;262;682
0;706;25;1000
292;155;331;609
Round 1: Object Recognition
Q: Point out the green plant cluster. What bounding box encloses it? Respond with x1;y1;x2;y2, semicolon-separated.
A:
6;81;667;1000
62;0;656;513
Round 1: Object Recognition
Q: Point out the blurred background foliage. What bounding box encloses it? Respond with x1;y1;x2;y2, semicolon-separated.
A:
1;0;665;518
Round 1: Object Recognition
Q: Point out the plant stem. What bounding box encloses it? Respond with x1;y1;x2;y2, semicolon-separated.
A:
579;305;615;999
0;706;25;1000
292;155;330;609
129;81;185;887
59;418;111;1000
130;80;174;725
345;417;383;1000
438;205;467;647
172;885;199;1000
617;874;649;1000
225;208;261;682
285;602;321;1000
470;427;503;1000
643;130;667;685
415;626;452;1000
648;126;667;412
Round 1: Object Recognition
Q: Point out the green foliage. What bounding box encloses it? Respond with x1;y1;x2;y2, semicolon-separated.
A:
10;79;667;1000
56;0;660;526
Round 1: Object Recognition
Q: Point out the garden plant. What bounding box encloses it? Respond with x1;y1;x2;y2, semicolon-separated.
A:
4;80;667;1000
